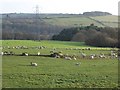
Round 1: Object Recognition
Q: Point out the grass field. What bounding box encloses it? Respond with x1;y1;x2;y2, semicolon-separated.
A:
43;17;103;27
90;15;118;27
42;15;118;27
1;40;118;88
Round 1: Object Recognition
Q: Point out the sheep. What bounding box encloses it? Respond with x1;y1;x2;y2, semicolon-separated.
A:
81;53;86;58
65;56;72;60
25;53;28;56
99;53;106;58
110;51;117;58
90;54;96;59
4;51;8;55
30;62;37;66
115;55;118;58
37;52;40;56
73;57;77;60
22;52;29;56
0;52;3;56
55;55;60;58
75;62;81;66
90;55;94;59
7;46;10;49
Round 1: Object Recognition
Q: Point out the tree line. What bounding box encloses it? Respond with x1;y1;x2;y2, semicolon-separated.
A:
52;24;118;47
2;18;64;40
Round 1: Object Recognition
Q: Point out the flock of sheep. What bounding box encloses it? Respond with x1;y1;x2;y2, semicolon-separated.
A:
0;45;119;67
0;46;118;60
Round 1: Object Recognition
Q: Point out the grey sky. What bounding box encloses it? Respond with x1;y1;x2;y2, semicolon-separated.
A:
1;0;119;15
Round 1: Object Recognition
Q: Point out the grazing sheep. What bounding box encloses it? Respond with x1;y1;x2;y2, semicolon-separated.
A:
55;55;60;58
115;55;118;58
0;52;3;56
90;55;94;59
22;52;29;56
90;54;96;59
30;62;37;66
75;62;81;66
73;57;77;60
110;51;117;58
4;51;8;55
7;46;10;49
25;53;28;56
37;52;40;56
65;57;72;60
81;53;86;58
99;53;106;58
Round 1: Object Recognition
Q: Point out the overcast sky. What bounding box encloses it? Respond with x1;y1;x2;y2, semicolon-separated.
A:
0;0;119;15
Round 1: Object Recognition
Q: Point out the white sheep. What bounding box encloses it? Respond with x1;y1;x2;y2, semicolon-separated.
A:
90;54;96;59
30;62;37;66
0;52;3;56
65;57;72;60
81;53;86;58
90;55;94;59
25;53;28;56
115;55;118;58
22;52;28;56
99;53;106;58
73;57;77;60
75;62;81;66
37;52;40;56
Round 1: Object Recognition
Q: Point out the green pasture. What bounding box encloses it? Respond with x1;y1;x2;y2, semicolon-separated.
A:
90;15;118;27
2;40;115;55
3;56;118;88
43;17;103;27
43;15;118;27
91;15;118;22
1;40;118;88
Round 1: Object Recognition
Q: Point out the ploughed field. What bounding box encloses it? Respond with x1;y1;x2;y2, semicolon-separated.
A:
1;40;118;88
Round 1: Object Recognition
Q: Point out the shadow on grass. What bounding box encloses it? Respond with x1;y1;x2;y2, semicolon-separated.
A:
18;64;32;67
58;41;86;47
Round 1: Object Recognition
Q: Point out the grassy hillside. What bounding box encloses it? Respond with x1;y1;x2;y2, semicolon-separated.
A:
3;14;118;28
2;14;118;40
91;15;118;22
90;15;118;27
42;15;118;27
43;17;103;27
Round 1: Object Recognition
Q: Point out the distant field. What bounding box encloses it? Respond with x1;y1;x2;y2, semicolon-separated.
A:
43;17;103;27
91;15;118;22
2;40;114;55
2;40;118;88
42;15;118;27
90;15;118;27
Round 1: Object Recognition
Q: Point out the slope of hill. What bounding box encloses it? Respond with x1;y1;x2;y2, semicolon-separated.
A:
43;16;104;27
90;15;118;27
2;13;118;28
2;13;118;40
43;15;118;27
